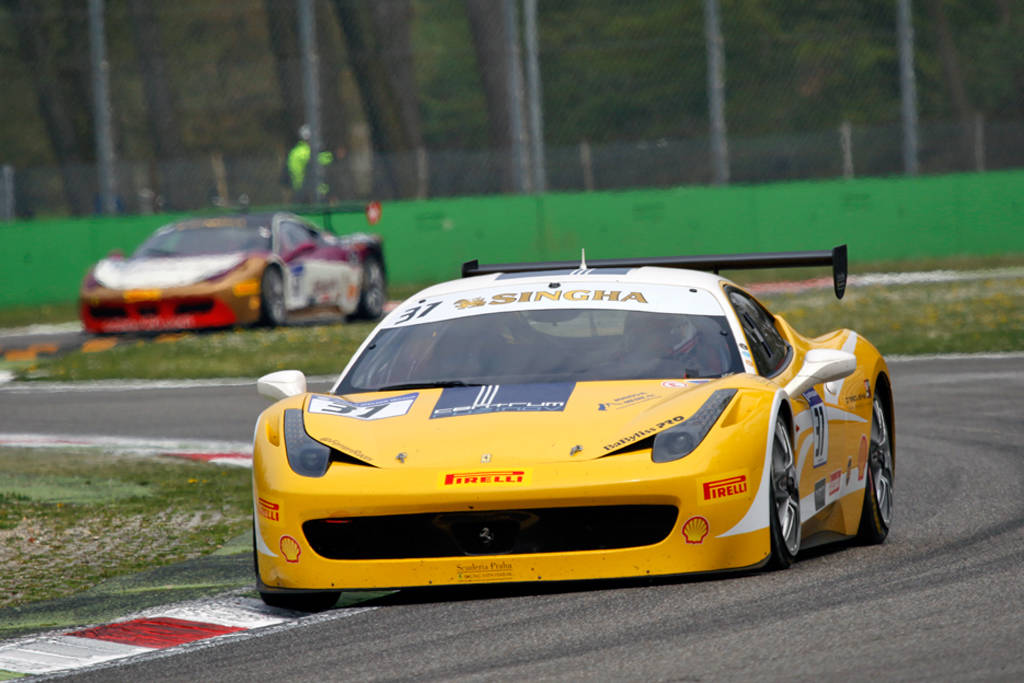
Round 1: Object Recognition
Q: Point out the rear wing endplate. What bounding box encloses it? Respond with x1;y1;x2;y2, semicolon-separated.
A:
462;245;848;299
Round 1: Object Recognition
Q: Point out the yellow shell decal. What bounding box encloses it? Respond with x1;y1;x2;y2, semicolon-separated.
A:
682;516;710;544
280;535;301;563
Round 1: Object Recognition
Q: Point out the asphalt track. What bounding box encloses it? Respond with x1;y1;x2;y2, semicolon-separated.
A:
3;354;1023;681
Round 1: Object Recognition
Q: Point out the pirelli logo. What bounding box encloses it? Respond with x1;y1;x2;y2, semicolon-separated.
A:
701;474;748;501
442;470;528;487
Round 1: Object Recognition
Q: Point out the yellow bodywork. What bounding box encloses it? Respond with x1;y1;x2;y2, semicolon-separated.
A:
253;321;888;591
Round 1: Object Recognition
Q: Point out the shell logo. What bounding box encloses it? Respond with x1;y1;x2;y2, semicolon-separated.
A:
857;435;869;481
280;535;301;563
682;516;710;544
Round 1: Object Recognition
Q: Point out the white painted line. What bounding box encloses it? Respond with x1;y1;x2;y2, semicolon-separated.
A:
0;375;338;393
0;321;83;337
0;432;251;455
0;635;150;675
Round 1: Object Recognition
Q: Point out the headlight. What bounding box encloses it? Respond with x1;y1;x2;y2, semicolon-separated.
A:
651;389;737;463
283;409;331;477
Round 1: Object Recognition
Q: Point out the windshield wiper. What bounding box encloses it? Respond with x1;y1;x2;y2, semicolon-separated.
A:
374;380;479;391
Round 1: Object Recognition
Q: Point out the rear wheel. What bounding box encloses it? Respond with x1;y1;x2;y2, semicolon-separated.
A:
767;417;800;569
857;393;894;544
354;257;386;320
259;267;287;326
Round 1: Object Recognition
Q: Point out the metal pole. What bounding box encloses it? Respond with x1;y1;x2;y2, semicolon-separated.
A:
524;0;546;193
1;165;13;221
973;112;985;172
298;0;324;203
89;0;117;214
704;0;729;185
840;120;854;179
897;0;919;176
503;0;529;193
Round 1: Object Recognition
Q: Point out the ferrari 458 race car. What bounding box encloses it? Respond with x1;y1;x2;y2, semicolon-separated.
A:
79;211;386;333
252;246;894;610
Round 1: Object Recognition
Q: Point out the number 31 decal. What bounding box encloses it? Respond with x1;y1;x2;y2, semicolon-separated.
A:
802;388;829;467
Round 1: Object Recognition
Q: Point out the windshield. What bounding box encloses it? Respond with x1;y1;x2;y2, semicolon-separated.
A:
134;225;271;257
336;309;743;393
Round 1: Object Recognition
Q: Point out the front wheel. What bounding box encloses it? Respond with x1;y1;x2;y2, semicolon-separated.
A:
767;417;800;569
857;393;894;544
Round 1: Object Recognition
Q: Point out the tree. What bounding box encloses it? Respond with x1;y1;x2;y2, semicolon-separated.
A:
4;0;94;214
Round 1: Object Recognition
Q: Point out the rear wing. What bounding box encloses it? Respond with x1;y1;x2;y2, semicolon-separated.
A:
462;245;848;299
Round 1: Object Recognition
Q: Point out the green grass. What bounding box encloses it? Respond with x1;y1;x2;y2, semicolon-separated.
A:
0;449;251;609
5;260;1024;382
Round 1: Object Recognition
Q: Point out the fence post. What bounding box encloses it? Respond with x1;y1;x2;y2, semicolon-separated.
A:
1;165;13;221
89;0;118;214
704;0;730;185
897;0;920;176
973;112;985;172
840;121;854;179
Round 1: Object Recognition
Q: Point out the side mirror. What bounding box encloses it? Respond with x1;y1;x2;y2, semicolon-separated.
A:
784;349;856;399
257;369;307;401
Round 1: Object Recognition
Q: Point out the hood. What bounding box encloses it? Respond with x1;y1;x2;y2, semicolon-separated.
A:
300;379;725;470
92;253;248;290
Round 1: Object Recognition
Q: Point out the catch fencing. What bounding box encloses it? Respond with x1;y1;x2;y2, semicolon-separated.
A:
0;0;1022;219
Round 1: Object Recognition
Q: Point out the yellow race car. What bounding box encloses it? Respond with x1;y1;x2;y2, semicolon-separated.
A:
252;246;894;610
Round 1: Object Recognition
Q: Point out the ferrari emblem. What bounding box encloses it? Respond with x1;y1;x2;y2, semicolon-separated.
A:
481;453;492;463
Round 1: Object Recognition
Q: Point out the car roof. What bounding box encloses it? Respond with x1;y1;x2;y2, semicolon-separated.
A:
164;212;302;232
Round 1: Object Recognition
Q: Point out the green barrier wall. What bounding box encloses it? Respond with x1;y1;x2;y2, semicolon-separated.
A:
2;170;1022;308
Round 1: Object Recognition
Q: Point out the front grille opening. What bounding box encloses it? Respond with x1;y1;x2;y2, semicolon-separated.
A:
90;306;126;319
176;300;214;315
137;305;158;316
303;505;678;560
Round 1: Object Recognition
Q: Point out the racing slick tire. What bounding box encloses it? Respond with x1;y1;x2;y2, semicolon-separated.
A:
353;257;386;320
767;417;800;569
857;391;894;544
259;266;287;327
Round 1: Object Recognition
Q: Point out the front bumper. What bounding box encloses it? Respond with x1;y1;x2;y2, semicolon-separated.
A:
254;446;772;590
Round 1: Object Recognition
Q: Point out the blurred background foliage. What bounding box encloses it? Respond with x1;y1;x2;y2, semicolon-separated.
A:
0;0;1021;216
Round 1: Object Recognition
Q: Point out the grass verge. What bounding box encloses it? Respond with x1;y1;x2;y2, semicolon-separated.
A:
0;449;251;609
14;268;1024;381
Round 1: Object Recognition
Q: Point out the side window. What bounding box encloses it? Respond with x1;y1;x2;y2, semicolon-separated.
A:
278;221;313;255
727;288;791;377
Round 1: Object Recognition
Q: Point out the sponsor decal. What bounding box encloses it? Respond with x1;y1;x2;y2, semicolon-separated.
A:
431;383;574;418
441;470;528;487
827;469;842;502
257;497;280;522
124;289;162;302
857;434;869;480
814;478;826;511
456;560;514;583
803;388;830;467
318;436;371;462
309;392;418;420
701;474;749;502
661;379;709;389
602;415;685;451
280;535;301;563
682;516;709;544
453;290;649;310
598;391;658;411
